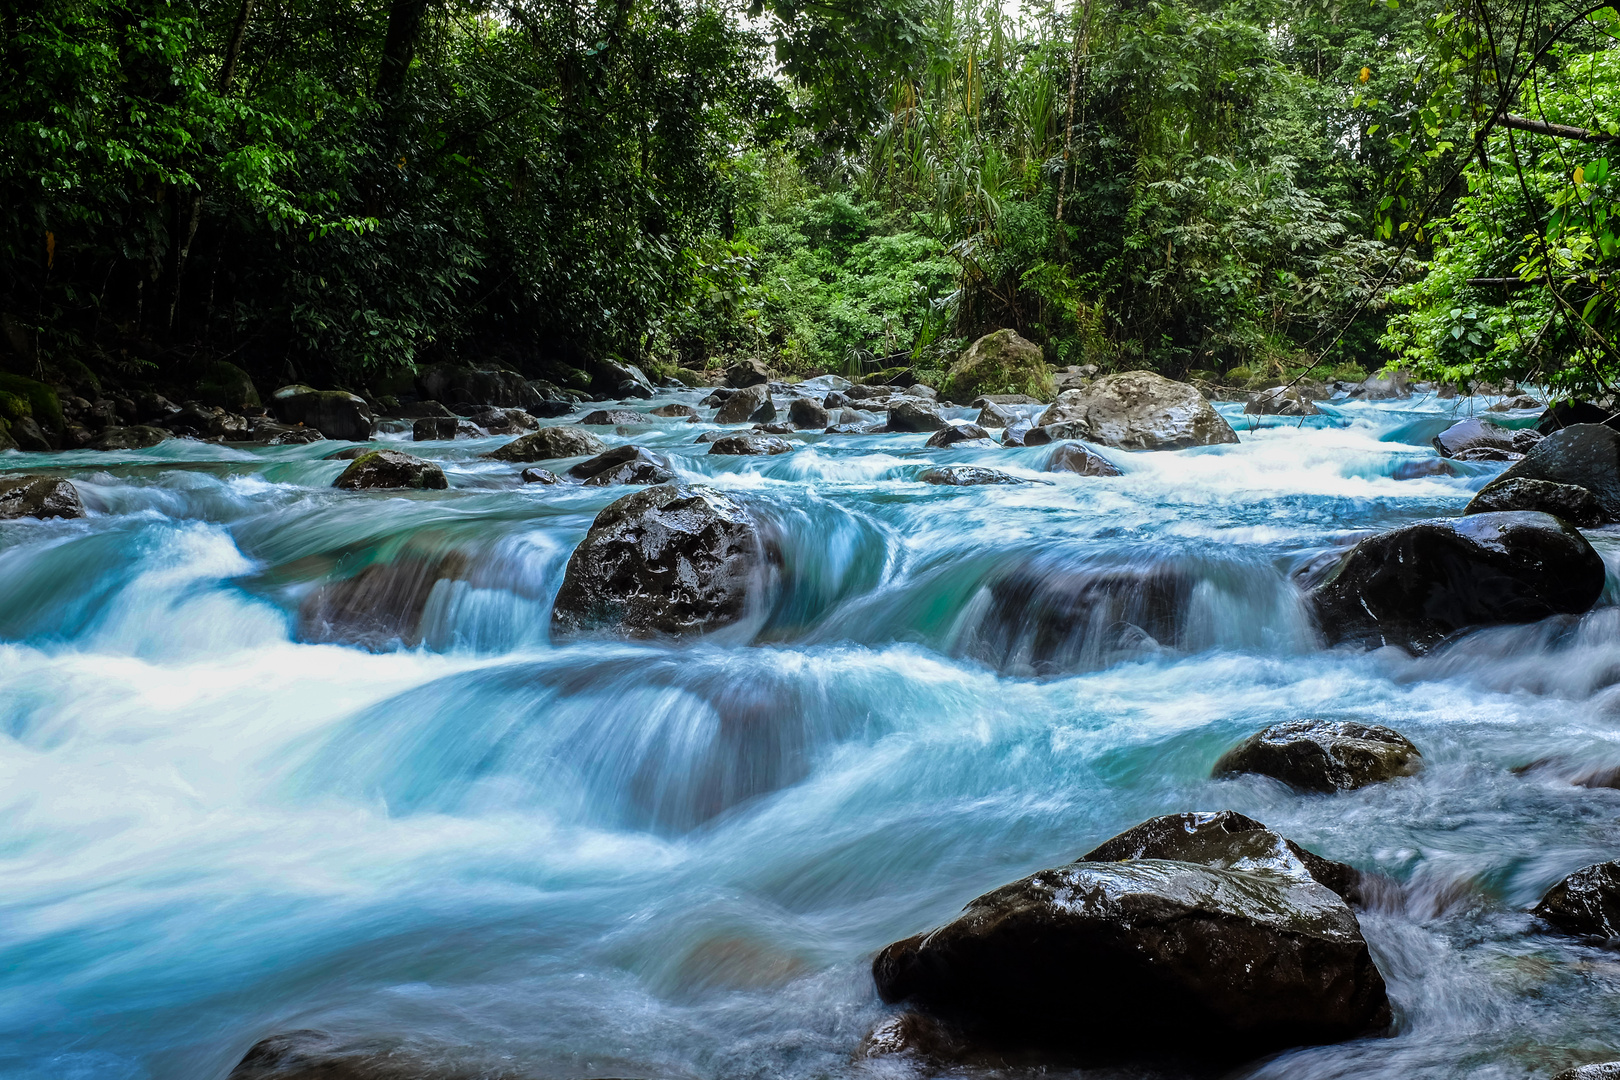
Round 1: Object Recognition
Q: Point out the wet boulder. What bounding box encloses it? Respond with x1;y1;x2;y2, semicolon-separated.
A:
650;403;699;419
1533;861;1620;939
299;554;464;649
271;386;375;442
249;416;322;444
1246;386;1320;417
332;449;449;490
1465;477;1608;527
888;399;948;433
520;467;560;484
1036;372;1239;451
725;359;771;387
925;422;991;447
194;360;261;412
1044;443;1122;476
1310;512;1606;652
1350;371;1412;400
1001;421;1032;447
465;406;537;435
1556;1065;1620;1080
1537;400;1620;434
595;358;654;397
918;466;1038;486
873;818;1390;1063
1213;720;1422;792
974;400;1020;428
1467;424;1620;521
170;402;250;440
411;416;480;441
1433;417;1539;459
487;426;606;462
226;1028;533;1080
708;434;793;456
550;485;779;640
787;397;829;430
579;408;650;426
714;384;774;424
940;329;1054;403
566;445;675;486
0;475;85;520
88;425;167;451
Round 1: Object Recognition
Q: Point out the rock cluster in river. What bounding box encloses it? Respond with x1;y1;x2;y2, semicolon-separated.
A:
870;810;1389;1065
550;485;778;640
1214;720;1423;792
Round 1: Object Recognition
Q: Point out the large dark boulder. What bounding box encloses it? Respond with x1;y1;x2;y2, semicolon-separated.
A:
1310;512;1606;652
195;360;261;411
925;422;991;447
888;399;948;432
1213;720;1422;792
1537;400;1620;435
1533;861;1620;939
487;427;605;462
227;1029;532;1080
1466;477;1609;527
787;396;829;430
1433;417;1538;459
565;444;675;486
89;425;167;450
1044;443;1122;476
1466;424;1620;521
1036;372;1238;450
271;386;375;442
416;364;547;412
551;485;778;640
0;475;85;520
411;417;480;441
725;359;771;387
872;813;1389;1064
708;434;793;456
714;384;774;424
332;450;448;491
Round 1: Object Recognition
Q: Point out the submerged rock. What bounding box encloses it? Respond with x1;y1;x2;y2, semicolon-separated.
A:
1467;424;1620;521
550;485;778;640
707;434;793;456
917;466;1037;486
714;384;773;424
1036;372;1239;450
298;554;464;649
226;1028;534;1079
1044;443;1122;476
1466;477;1609;527
1310;512;1606;652
271;386;375;442
872;814;1389;1063
0;475;85;520
1213;720;1422;792
487;426;606;462
925;422;990;447
566;445;675;486
1533;861;1620;939
332;449;448;490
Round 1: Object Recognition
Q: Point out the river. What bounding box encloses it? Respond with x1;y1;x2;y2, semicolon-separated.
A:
2;390;1618;1079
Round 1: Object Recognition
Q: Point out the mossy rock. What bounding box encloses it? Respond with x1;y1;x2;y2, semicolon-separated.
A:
196;361;261;411
671;367;708;388
0;374;63;431
1224;366;1256;384
51;356;101;395
0;418;15;452
940;330;1054;403
0;391;28;422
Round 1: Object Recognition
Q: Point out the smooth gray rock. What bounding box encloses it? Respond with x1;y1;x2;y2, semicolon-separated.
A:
925;422;990;447
714;384;774;424
1044;443;1121;476
708;434;793;456
1036;372;1238;450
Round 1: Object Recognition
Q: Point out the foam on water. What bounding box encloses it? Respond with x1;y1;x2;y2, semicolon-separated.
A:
3;393;1620;1080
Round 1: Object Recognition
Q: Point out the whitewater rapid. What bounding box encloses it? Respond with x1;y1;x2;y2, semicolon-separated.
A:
2;392;1619;1079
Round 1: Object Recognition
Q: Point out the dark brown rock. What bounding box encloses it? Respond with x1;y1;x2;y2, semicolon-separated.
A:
487;427;606;462
579;409;650;426
1433;417;1539;459
465;407;538;435
787;397;829;429
271;386;375;442
0;475;85;520
650;403;699;419
725;358;771;387
888;399;947;432
1310;512;1606;652
1044;443;1122;476
411;416;473;441
924;422;991;447
1466;477;1609;527
1213;720;1422;792
708;434;793;456
566;445;676;486
520;467;560;484
1534;861;1620;938
332;450;449;490
917;466;1036;486
714;384;773;424
1467;424;1620;520
415;363;551;412
550;485;778;640
226;1029;534;1080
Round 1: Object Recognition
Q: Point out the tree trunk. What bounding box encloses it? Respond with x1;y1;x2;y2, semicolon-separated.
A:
376;0;429;103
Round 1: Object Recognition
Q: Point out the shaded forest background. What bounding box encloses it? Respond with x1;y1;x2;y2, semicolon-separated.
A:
3;0;1618;404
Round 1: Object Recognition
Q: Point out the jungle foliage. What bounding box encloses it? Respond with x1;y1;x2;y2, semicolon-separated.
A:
3;0;1618;397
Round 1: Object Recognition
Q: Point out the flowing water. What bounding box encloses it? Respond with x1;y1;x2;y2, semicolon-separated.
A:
3;392;1620;1080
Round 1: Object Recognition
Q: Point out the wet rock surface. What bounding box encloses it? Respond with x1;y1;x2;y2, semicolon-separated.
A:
226;1029;535;1080
916;466;1037;486
887;399;948;432
551;485;779;640
488;427;606;462
298;554;465;649
1465;477;1609;527
1044;443;1122;476
1310;512;1606;652
1036;372;1239;450
1555;1065;1620;1080
89;424;168;450
872;813;1390;1063
1467;424;1620;521
650;403;698;419
924;422;991;447
714;384;773;424
1534;861;1620;939
271;386;376;442
707;434;793;456
1246;385;1320;416
332;450;449;491
1214;720;1423;792
0;475;85;520
566;445;676;486
787;397;829;430
411;416;479;441
520;467;560;484
579;409;652;426
1433;417;1539;459
939;328;1052;403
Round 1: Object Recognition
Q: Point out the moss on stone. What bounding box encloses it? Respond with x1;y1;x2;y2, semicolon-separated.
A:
0;374;63;431
940;329;1054;403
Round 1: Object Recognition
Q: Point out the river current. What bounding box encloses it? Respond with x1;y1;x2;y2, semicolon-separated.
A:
3;391;1620;1079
